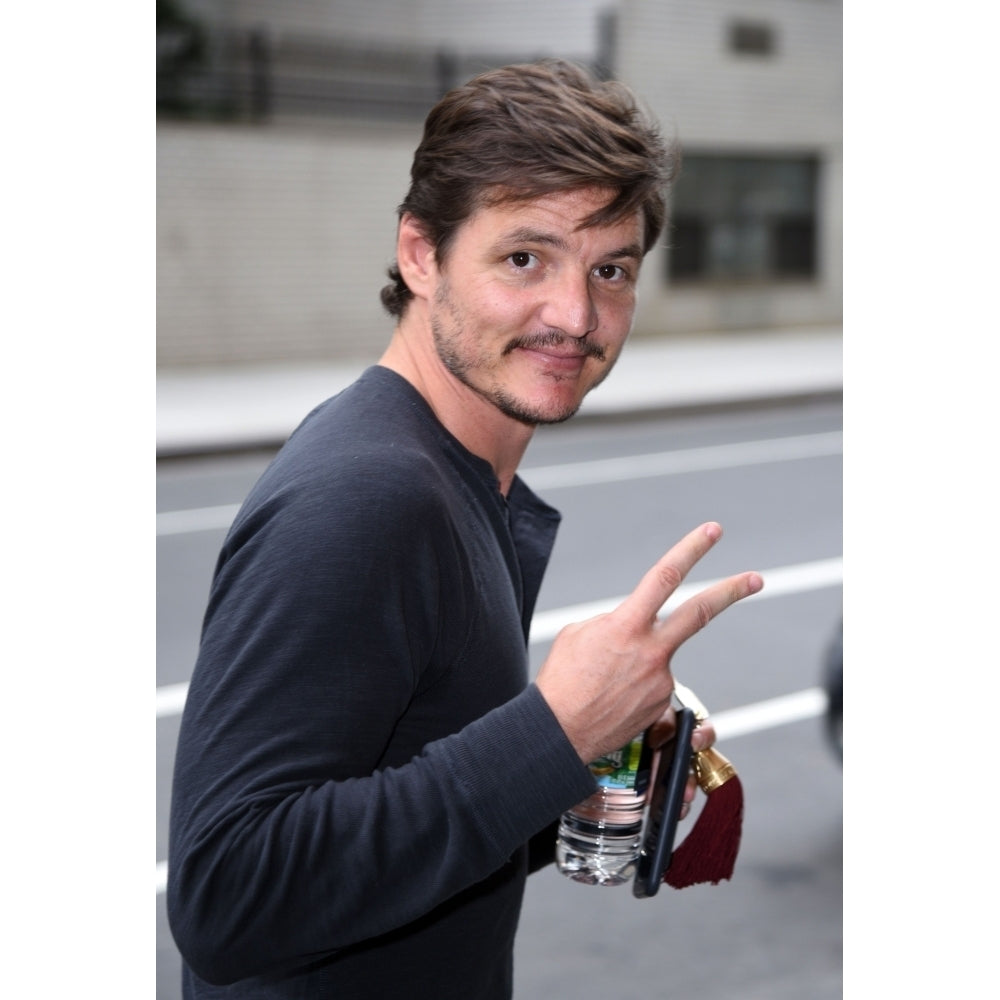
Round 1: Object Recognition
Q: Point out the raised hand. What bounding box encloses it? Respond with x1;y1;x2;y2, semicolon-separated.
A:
534;522;763;764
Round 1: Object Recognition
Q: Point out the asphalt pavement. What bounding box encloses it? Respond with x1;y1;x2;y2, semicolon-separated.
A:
156;325;842;457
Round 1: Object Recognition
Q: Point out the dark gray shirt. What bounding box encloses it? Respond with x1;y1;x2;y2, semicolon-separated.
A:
168;366;596;998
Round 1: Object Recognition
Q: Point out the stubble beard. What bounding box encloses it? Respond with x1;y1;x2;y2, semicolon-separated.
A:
431;283;612;427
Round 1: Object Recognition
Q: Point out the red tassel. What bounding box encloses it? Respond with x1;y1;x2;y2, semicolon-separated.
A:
663;748;743;889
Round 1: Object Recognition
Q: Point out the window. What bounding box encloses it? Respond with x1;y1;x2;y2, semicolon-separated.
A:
667;155;818;283
728;21;776;57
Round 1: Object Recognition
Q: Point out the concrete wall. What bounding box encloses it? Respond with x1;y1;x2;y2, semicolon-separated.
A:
157;0;842;367
618;0;843;336
178;0;610;55
157;119;417;366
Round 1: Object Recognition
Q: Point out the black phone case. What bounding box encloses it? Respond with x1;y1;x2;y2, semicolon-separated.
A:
632;706;696;898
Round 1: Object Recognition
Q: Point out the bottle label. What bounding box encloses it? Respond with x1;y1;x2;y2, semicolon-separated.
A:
588;735;651;791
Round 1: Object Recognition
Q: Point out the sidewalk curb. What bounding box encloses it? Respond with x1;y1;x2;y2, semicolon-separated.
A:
156;327;843;459
156;386;843;460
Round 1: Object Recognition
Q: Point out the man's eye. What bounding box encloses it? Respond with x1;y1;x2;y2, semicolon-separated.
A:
596;264;626;281
510;252;535;268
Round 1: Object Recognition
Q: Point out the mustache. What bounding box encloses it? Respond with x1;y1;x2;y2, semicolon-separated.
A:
503;331;606;362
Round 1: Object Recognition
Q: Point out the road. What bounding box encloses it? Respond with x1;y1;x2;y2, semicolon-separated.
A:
156;398;843;999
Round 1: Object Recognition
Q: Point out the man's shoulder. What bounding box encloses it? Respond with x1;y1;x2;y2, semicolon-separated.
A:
237;381;455;527
288;366;440;454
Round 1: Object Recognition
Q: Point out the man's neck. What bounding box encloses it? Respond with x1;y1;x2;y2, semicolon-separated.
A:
378;323;535;496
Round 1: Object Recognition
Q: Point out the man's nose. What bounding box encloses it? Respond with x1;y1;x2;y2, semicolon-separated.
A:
539;271;598;339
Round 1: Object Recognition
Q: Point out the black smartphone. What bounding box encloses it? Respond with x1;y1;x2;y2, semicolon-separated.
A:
632;706;696;899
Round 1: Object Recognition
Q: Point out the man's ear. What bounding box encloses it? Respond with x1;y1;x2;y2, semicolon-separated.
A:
396;213;437;301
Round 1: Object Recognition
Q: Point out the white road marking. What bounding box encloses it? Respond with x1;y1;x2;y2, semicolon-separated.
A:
528;556;842;643
155;684;832;895
156;431;842;536
712;687;829;740
156;682;189;718
156;503;242;537
156;479;842;721
526;431;842;490
157;556;841;719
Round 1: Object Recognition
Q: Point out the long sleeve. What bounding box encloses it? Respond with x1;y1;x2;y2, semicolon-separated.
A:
167;422;593;988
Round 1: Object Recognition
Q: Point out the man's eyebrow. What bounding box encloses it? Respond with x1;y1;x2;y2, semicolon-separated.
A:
494;228;643;260
495;227;569;251
604;242;644;261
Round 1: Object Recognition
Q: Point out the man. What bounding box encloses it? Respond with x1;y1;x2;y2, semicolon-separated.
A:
167;59;762;999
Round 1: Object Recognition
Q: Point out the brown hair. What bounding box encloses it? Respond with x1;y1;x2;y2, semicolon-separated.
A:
380;59;678;318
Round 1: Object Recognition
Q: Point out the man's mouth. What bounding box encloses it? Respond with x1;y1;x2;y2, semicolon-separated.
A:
504;332;606;363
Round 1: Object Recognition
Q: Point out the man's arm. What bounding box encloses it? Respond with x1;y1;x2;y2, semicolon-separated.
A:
167;473;594;985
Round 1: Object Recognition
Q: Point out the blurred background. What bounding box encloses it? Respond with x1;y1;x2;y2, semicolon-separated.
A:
157;0;842;371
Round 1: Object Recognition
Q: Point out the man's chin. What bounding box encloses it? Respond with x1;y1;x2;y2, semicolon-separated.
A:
493;391;584;426
529;402;583;426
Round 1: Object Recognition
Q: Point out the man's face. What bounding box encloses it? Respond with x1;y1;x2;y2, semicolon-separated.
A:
428;187;645;425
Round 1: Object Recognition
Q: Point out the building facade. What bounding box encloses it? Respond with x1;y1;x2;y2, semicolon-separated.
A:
157;0;842;367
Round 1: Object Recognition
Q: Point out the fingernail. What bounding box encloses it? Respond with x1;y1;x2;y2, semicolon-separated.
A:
748;573;764;593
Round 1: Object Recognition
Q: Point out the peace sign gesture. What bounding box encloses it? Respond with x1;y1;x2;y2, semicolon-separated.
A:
535;522;763;764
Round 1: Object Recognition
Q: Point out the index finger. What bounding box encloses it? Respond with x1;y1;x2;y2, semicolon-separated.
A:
657;570;763;650
619;522;727;626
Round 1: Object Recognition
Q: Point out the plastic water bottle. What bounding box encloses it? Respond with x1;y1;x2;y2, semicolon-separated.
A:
556;734;652;885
